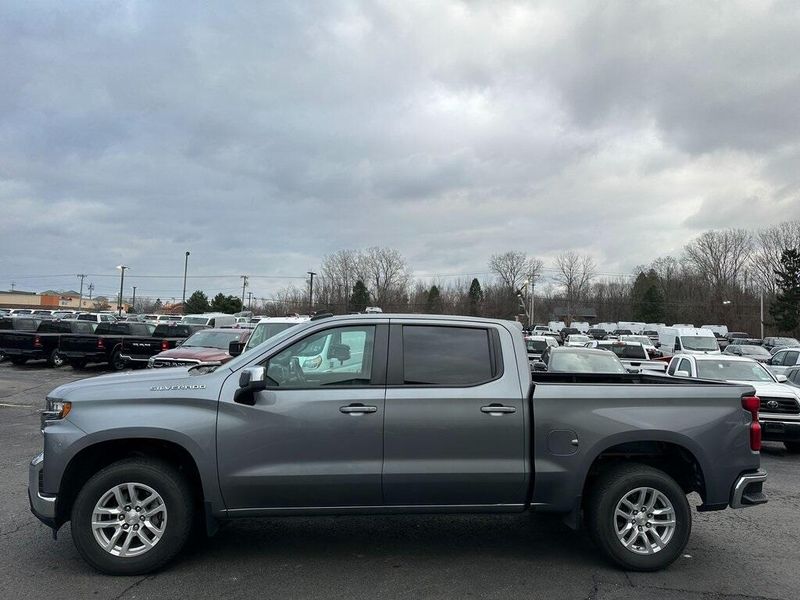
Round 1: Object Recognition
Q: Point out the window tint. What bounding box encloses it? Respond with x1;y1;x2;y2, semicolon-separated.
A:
677;359;692;375
667;359;678;375
38;321;70;333
77;313;94;321
265;325;375;387
73;322;96;334
402;326;493;385
786;351;800;366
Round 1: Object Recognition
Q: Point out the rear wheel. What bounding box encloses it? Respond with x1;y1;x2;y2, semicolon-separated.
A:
71;458;194;575
785;442;800;454
586;463;690;571
110;350;125;371
48;349;65;368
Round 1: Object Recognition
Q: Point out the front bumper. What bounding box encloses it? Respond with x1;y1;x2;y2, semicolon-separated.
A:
28;453;57;528
761;419;800;442
730;469;767;509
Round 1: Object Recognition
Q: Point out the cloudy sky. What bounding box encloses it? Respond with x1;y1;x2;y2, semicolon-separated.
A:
1;0;799;301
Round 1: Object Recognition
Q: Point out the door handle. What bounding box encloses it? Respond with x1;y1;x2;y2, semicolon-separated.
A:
480;404;516;415
340;404;378;415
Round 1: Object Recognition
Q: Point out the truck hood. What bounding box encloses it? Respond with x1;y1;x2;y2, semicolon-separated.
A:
154;346;230;362
49;367;198;400
730;380;800;399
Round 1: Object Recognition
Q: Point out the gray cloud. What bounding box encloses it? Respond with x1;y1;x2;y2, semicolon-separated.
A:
1;0;799;299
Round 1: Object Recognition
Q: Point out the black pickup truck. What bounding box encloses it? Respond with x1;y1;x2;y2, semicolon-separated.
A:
0;319;96;367
0;318;40;364
59;322;155;370
119;323;207;367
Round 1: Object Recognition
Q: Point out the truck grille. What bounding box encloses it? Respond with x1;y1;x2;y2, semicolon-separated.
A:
759;397;800;415
152;359;200;368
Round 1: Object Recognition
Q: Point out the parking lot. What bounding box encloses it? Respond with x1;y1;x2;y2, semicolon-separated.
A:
0;362;796;599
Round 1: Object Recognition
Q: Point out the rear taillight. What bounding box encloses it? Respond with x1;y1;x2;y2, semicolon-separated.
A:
33;335;42;348
161;340;170;351
742;395;761;452
97;338;105;350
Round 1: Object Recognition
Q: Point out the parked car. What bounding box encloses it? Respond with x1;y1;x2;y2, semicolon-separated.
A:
763;337;800;353
766;347;800;376
535;345;628;374
9;308;34;315
524;335;560;364
559;326;581;342
0;317;41;364
563;334;591;347
725;332;750;343
75;312;116;324
642;329;660;345
0;320;96;367
242;316;311;353
619;334;661;358
570;321;590;333
584;340;667;373
667;354;800;453
147;328;251;368
59;321;156;370
530;325;551;336
30;314;766;574
723;344;772;363
586;328;608;340
118;324;209;368
659;327;720;356
785;365;800;388
180;313;237;328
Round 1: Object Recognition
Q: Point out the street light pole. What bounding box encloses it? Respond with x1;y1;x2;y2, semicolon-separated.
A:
182;251;190;314
760;291;764;339
307;271;316;314
116;265;129;316
132;286;137;313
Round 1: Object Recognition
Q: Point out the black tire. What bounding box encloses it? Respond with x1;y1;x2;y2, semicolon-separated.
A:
586;463;691;571
71;458;194;575
10;357;27;366
48;349;65;368
70;359;87;370
110;349;125;371
785;442;800;454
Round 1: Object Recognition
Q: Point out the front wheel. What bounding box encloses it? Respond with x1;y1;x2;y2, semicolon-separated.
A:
785;442;800;454
71;458;194;575
586;463;691;571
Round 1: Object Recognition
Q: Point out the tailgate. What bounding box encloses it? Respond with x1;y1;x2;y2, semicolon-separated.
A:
121;337;163;360
59;334;100;354
0;332;35;352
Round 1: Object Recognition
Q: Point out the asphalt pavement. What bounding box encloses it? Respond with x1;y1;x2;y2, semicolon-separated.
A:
1;361;798;600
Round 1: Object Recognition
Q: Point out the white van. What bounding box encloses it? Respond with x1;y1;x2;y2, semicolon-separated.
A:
671;323;695;329
181;313;237;328
548;321;566;333
659;327;720;355
596;322;618;333
571;321;590;333
701;324;729;337
243;316;311;352
616;321;646;334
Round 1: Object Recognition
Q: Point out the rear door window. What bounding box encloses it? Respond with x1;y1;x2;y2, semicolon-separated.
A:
677;359;692;375
786;351;800;366
402;325;495;385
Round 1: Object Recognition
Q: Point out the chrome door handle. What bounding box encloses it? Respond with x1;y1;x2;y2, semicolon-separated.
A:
481;405;516;415
340;404;378;415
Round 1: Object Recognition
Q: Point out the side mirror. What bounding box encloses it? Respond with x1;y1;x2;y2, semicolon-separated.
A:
234;366;268;405
327;343;351;363
776;374;788;383
229;340;246;357
532;361;547;372
655;342;661;348
675;370;690;377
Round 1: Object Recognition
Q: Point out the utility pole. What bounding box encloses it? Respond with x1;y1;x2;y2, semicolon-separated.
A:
529;277;535;328
760;290;764;339
132;286;137;313
88;283;94;306
10;281;15;291
240;275;248;306
247;291;253;310
116;265;129;316
182;251;190;314
77;274;87;309
307;271;316;313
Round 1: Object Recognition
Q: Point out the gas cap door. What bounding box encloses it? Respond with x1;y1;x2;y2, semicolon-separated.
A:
547;429;579;456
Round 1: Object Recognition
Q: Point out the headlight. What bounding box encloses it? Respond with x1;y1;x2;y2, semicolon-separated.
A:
41;398;71;429
303;355;322;369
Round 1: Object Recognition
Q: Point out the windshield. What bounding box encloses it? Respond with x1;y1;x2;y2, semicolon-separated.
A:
567;335;590;343
598;343;648;359
738;345;771;357
182;316;210;325
772;338;799;347
526;339;548;353
549;351;626;374
245;322;301;350
681;336;719;351
696;360;775;382
182;330;242;349
621;335;652;345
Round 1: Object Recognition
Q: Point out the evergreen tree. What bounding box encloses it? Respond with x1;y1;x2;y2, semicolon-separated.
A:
770;249;800;333
468;278;483;316
184;290;211;314
426;285;443;314
350;280;370;312
153;298;163;312
632;270;665;322
210;293;244;314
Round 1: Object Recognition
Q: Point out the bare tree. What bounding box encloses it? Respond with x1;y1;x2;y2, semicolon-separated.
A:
359;247;412;308
317;249;363;311
488;251;543;291
683;229;752;298
553;251;596;321
750;220;800;294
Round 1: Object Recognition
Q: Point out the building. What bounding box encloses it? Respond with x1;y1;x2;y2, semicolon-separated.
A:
0;290;41;309
0;289;85;309
551;306;598;323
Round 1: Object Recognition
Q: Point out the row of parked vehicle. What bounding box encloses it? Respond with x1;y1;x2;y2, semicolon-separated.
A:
0;312;310;370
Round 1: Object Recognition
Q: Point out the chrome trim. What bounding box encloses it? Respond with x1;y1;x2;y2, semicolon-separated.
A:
28;453;57;520
730;469;767;509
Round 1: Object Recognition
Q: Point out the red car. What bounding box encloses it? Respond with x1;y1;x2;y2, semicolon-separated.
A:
147;328;250;368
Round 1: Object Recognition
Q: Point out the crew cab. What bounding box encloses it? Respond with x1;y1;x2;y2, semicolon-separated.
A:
524;334;559;364
30;314;767;575
0;320;96;367
584;340;667;373
667;353;800;453
118;324;208;367
59;322;156;370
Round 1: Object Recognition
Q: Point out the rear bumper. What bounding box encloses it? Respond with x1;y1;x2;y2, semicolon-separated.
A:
761;418;800;442
729;469;767;509
61;351;106;363
119;353;152;365
28;453;57;528
3;348;47;359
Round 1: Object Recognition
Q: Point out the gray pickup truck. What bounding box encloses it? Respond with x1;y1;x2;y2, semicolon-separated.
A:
29;314;767;575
